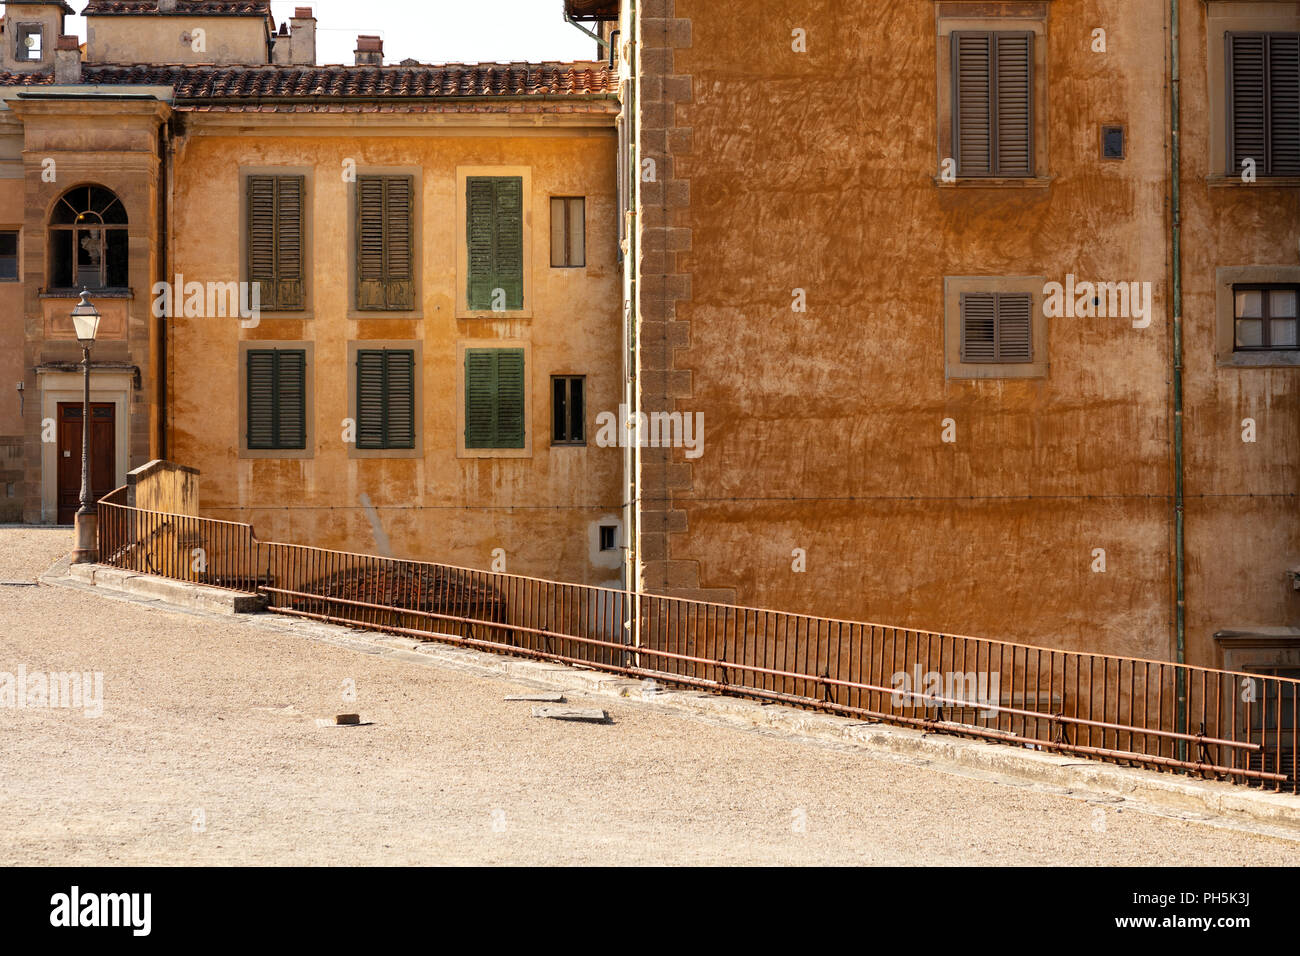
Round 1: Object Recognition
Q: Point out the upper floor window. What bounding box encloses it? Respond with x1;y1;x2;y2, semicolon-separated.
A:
1227;32;1300;178
1234;285;1298;350
356;175;414;311
246;175;306;311
49;186;128;291
951;31;1035;178
550;197;586;268
466;176;523;311
17;24;43;62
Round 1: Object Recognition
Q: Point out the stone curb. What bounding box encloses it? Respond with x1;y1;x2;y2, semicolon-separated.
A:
51;563;1300;834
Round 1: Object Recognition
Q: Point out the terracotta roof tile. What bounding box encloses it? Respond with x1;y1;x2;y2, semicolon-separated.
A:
82;1;271;14
0;61;617;108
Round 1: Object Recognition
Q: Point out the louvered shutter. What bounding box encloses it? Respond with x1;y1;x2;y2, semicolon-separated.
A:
246;349;306;450
467;178;495;310
1268;34;1300;175
996;292;1033;362
465;349;497;448
495;349;526;447
247;176;305;311
355;349;415;449
954;32;1034;177
246;349;277;448
994;33;1033;176
466;177;524;311
247;177;278;309
1229;33;1269;174
356;176;415;311
955;33;993;176
274;177;305;310
960;293;998;362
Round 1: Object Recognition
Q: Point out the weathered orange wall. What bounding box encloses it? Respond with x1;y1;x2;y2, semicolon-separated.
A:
638;0;1298;664
168;121;625;586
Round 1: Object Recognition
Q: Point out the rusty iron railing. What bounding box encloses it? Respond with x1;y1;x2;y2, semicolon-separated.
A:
96;501;1299;793
98;500;261;591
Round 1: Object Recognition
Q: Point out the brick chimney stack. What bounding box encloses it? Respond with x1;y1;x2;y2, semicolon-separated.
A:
54;35;80;85
289;7;316;66
354;35;383;66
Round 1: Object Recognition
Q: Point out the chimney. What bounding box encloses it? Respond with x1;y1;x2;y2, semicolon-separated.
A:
54;35;80;85
272;22;290;64
289;7;317;66
158;0;178;11
354;35;383;67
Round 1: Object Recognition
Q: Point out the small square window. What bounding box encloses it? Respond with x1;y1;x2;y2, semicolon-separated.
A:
17;25;43;62
0;232;18;281
1234;284;1299;351
599;525;618;552
1101;125;1125;160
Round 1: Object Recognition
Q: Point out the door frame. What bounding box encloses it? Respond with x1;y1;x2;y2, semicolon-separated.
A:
37;369;130;524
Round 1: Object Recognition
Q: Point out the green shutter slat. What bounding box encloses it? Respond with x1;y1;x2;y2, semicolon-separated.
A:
247;349;306;450
385;350;415;448
493;178;524;310
467;178;495;310
355;349;387;448
495;349;526;448
246;350;277;448
275;350;307;449
465;349;497;448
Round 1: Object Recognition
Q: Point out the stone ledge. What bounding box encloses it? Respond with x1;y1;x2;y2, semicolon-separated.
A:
66;563;266;615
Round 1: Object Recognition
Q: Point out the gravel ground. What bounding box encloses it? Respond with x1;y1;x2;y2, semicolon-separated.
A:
0;525;1296;866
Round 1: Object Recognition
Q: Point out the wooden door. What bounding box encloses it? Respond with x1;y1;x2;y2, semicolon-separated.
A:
56;402;115;525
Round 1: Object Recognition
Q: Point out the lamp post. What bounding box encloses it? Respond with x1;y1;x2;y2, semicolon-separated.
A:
70;289;101;564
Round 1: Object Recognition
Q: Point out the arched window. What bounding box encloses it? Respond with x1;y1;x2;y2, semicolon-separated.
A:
49;186;128;291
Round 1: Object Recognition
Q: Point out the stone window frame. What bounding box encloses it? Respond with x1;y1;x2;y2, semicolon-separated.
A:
944;275;1050;379
346;165;423;319
455;338;533;460
237;340;315;460
933;1;1054;189
345;339;423;460
1205;0;1300;187
15;23;45;64
1214;265;1300;367
455;165;534;320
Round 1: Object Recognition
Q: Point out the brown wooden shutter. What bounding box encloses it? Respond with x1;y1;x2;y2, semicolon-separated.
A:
247;175;305;311
1229;33;1269;175
960;292;998;362
246;349;277;448
1269;34;1300;175
356;177;386;310
953;31;1034;177
996;292;1033;362
384;177;414;309
960;292;1033;363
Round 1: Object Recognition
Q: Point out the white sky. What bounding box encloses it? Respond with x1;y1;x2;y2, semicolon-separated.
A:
62;0;602;65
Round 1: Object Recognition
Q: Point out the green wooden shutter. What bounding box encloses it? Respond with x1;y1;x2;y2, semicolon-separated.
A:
356;176;415;311
247;177;278;310
467;178;495;310
247;349;306;449
246;349;277;448
464;348;525;448
464;348;497;447
466;176;524;311
356;349;415;449
495;348;525;447
355;349;387;448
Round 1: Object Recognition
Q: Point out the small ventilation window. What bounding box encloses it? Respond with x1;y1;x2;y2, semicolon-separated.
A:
599;525;618;552
1101;125;1126;160
17;25;43;62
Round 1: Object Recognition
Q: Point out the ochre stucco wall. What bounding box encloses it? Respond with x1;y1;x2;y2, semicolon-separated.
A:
167;121;624;586
86;15;270;66
639;0;1297;664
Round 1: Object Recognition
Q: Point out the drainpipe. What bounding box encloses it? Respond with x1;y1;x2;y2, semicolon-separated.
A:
627;0;641;657
1169;0;1188;750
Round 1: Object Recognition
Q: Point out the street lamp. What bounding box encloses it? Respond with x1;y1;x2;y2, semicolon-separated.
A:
70;289;101;564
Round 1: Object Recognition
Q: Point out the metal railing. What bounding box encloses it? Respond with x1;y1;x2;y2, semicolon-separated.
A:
97;500;1299;793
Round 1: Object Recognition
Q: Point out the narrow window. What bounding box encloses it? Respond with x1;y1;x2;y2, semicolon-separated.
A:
465;348;526;449
599;525;618;552
246;349;307;450
355;176;414;310
1101;125;1126;160
0;232;18;281
355;349;416;449
551;375;586;445
247;175;306;311
550;197;586;268
1227;33;1300;177
466;176;524;310
17;25;42;62
960;292;1033;363
952;31;1034;177
1234;285;1299;350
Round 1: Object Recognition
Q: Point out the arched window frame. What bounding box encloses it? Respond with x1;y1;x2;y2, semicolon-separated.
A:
48;186;129;291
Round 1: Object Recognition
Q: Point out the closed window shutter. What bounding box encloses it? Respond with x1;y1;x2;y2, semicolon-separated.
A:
1230;33;1300;176
356;176;415;311
954;32;1034;177
466;176;524;310
961;292;1034;364
356;349;415;449
247;349;306;450
465;348;525;449
247;175;305;311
